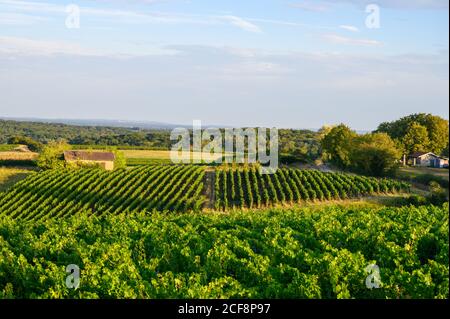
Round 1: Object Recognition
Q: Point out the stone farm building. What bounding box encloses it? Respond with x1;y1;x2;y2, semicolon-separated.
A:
64;151;115;171
407;152;449;168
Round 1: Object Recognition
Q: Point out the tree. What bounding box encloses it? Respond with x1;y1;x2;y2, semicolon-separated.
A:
428;181;448;205
321;124;357;168
402;122;430;154
322;126;402;176
37;140;70;170
376;113;449;155
113;150;127;169
317;125;334;139
426;115;450;154
351;133;401;177
103;147;126;169
7;136;43;152
442;142;449;157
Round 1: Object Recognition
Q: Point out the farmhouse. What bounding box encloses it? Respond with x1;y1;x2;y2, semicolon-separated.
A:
64;151;115;171
407;152;449;168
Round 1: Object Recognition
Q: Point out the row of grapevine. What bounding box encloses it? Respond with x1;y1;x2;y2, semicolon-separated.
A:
0;165;411;218
1;204;448;299
214;167;410;210
0;165;206;220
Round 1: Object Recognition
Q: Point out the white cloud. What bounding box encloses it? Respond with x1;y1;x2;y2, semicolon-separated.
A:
0;36;184;57
339;25;359;32
0;0;63;14
290;0;448;11
247;17;334;31
0;36;103;56
0;45;447;128
324;0;448;10
324;34;382;46
0;0;208;24
0;0;264;33
221;16;262;33
0;12;47;25
218;61;290;78
289;2;330;12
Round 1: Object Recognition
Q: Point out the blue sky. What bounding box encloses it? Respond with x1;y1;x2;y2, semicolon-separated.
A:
0;0;448;129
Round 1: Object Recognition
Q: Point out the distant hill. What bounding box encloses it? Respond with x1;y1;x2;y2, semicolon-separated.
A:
0;118;172;148
0;117;185;130
0;117;338;131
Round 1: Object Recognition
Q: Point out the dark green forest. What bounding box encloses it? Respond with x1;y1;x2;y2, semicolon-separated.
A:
0;119;172;149
0;119;323;161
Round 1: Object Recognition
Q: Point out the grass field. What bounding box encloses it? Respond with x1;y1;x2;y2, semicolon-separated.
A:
121;149;230;162
122;150;230;166
0;151;38;161
0;167;33;192
126;158;173;166
72;149;227;166
397;166;449;191
398;166;449;181
0;151;39;168
74;149;229;162
0;145;19;152
70;145;168;151
117;150;170;159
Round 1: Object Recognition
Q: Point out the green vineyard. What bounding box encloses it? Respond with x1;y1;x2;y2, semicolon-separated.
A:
0;204;448;298
0;165;411;220
0;165;206;221
215;167;410;210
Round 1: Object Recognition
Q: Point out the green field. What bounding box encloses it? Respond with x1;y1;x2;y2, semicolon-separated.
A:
126;158;173;166
0;145;39;168
70;145;169;151
0;145;18;152
398;167;449;181
214;167;410;210
0;165;206;220
0;167;33;192
0;204;447;299
104;149;230;162
0;164;446;299
397;166;449;190
0;166;410;220
72;149;232;166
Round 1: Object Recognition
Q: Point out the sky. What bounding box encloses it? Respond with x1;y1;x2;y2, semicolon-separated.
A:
0;0;448;130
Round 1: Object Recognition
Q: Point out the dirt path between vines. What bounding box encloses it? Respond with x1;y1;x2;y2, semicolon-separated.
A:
203;169;216;209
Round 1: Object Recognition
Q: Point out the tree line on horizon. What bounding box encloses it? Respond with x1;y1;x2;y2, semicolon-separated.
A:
1;113;448;177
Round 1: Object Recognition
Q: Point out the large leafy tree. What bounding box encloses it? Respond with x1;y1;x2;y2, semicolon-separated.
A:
322;127;402;176
402;122;430;154
442;142;449;157
376;113;449;155
351;133;401;176
321;124;357;168
426;115;449;155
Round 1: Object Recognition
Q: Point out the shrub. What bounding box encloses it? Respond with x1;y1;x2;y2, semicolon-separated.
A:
36;140;70;170
414;174;448;189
